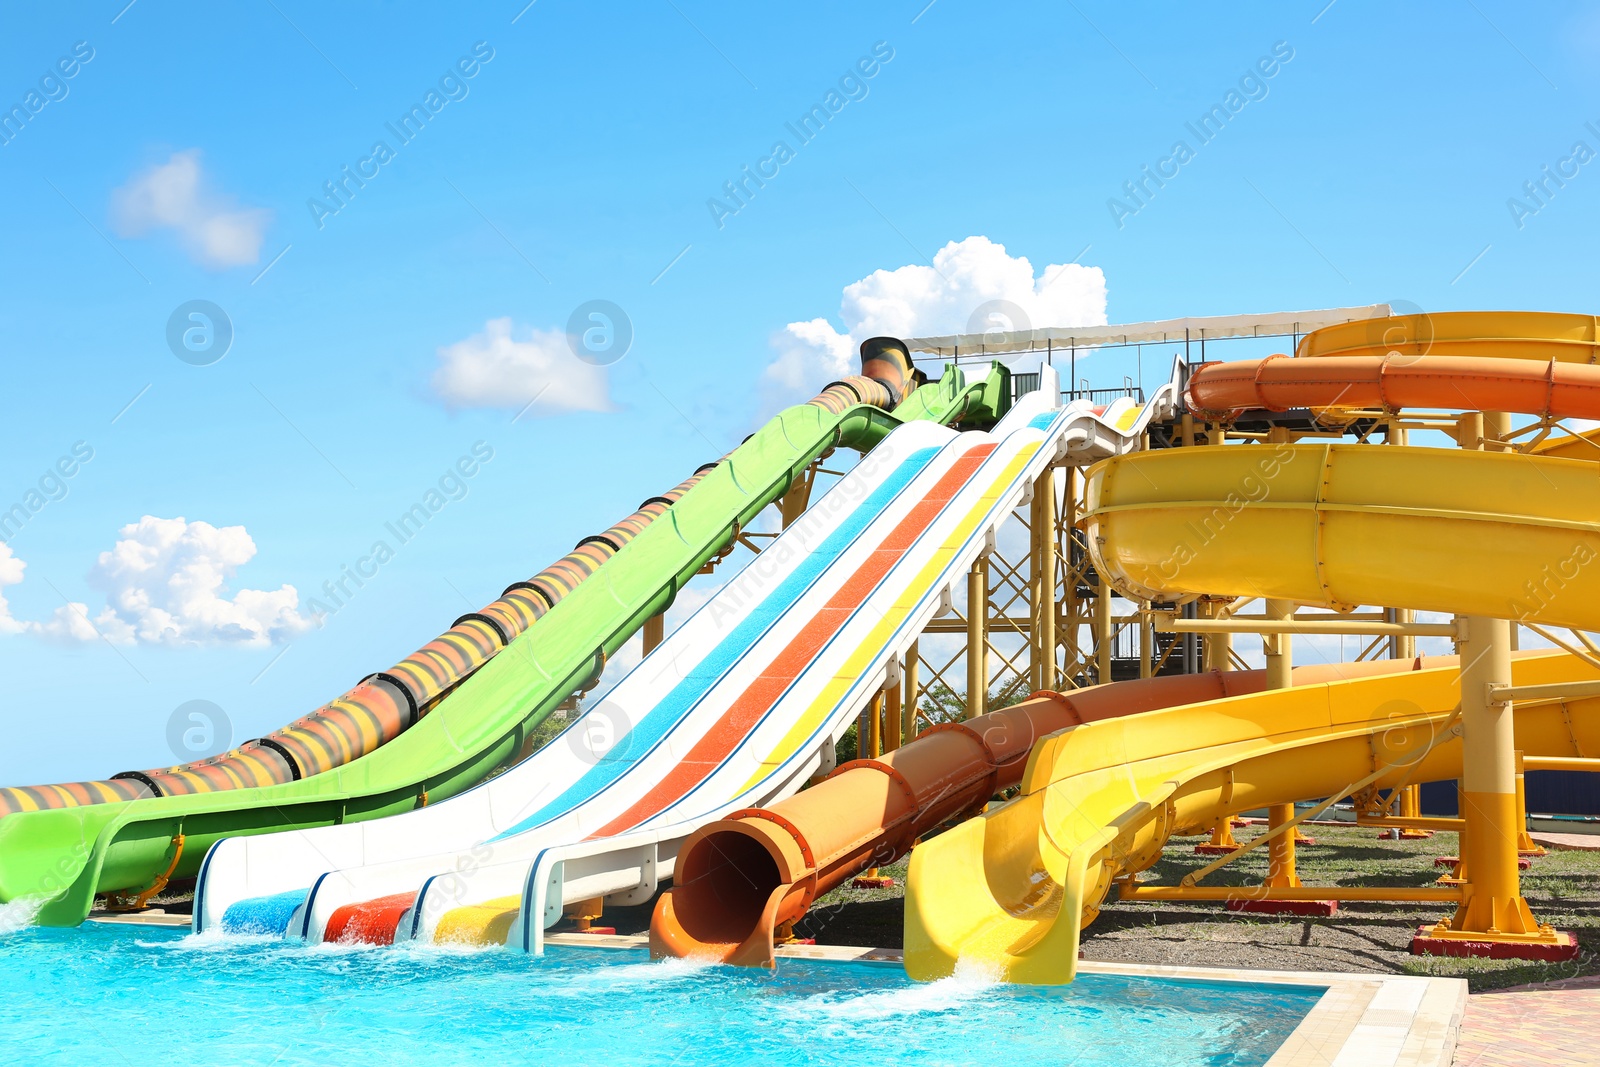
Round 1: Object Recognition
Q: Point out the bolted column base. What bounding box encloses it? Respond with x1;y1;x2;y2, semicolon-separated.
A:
1411;922;1578;961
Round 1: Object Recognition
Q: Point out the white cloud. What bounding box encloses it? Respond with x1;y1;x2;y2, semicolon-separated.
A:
431;317;617;415
0;519;311;648
0;543;25;636
111;149;270;269
0;542;98;641
81;516;313;647
763;235;1108;410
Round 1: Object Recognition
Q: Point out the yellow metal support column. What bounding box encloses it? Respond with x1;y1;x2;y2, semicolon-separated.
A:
1138;599;1152;680
1414;614;1574;957
967;556;988;719
1032;469;1058;692
1264;599;1292;689
903;640;920;745
1200;425;1231;674
1062;467;1083;683
1515;751;1545;856
642;613;665;656
1093;575;1112;684
885;674;903;755
1261;598;1310;888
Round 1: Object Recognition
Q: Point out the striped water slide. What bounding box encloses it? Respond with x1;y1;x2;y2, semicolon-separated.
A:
192;389;1014;937
396;388;1132;947
227;377;1067;945
479;379;1182;953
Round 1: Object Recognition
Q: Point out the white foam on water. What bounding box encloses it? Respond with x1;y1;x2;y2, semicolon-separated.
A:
789;956;1003;1022
396;939;501;960
0;897;43;936
544;954;715;996
141;926;284;953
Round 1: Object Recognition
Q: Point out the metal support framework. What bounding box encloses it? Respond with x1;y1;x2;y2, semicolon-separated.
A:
854;335;1600;965
966;557;988;719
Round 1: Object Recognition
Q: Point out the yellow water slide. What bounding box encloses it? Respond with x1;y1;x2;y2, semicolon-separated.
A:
904;311;1600;983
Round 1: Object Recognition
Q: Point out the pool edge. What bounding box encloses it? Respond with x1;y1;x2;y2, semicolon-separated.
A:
540;933;1465;1065
84;923;1466;1064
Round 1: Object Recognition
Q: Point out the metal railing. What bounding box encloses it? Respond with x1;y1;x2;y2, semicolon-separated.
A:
1064;385;1145;405
1010;372;1041;403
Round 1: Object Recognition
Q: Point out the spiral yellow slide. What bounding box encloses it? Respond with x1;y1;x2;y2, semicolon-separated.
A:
904;311;1600;984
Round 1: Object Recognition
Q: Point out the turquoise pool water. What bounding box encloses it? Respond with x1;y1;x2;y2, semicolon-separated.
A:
0;921;1325;1066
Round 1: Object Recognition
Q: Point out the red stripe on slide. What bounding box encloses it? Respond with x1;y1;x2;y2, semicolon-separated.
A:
323;892;416;945
588;443;998;838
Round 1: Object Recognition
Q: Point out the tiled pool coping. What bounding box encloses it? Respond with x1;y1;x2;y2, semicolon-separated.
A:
84;916;1464;1066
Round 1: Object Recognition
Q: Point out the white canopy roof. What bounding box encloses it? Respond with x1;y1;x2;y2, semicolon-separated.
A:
902;304;1394;357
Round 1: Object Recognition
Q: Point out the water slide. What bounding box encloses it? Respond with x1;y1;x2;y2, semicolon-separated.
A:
897;310;1600;982
194;383;1048;937
0;343;1007;926
645;311;1600;981
198;366;1179;946
639;378;1183;964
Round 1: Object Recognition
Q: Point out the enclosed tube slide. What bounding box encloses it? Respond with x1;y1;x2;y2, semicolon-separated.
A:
651;672;1265;966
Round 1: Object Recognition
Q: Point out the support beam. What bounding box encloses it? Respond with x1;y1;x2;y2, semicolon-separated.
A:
1413;614;1576;959
1093;574;1112;684
1515;751;1545;856
1263;599;1293;690
1490;678;1600;705
1139;600;1152;680
1524;756;1600;772
642;613;665;656
903;640;920;745
1061;467;1083;685
1156;616;1458;638
1201;598;1231;672
966;556;988;719
1257;597;1327;910
884;672;903;754
1123;884;1461;904
778;461;815;529
1032;469;1058;692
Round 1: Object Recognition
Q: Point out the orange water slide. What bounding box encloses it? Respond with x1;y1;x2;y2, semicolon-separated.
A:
1184;353;1600;420
649;662;1404;966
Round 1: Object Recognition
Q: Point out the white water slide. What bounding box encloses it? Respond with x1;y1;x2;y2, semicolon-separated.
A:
193;364;1177;948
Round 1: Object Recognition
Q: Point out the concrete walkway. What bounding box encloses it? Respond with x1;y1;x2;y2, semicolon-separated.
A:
1455;977;1600;1066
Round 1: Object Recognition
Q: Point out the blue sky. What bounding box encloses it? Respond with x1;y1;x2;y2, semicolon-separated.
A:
0;0;1597;782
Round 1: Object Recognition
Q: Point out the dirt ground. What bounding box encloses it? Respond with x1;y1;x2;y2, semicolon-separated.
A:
783;823;1600;993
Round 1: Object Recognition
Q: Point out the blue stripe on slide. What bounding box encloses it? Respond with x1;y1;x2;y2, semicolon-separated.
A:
220;888;307;936
489;445;944;841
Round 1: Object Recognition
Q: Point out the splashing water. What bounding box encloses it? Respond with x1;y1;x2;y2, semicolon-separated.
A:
787;955;1002;1023
0;897;43;936
0;925;1324;1067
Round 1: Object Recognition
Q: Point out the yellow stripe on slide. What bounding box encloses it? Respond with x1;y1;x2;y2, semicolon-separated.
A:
434;894;522;946
738;444;1040;792
431;442;1040;945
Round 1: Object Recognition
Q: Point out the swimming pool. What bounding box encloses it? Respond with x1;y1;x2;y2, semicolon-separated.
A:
0;921;1324;1066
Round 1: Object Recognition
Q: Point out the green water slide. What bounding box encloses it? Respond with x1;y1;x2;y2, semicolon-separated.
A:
0;353;1009;926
